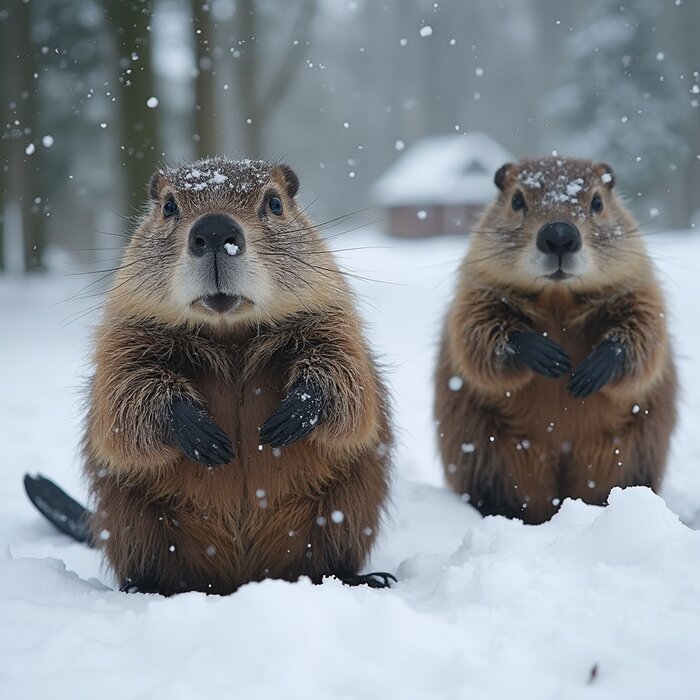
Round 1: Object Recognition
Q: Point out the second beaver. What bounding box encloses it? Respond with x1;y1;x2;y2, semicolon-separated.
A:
27;157;393;595
435;157;676;524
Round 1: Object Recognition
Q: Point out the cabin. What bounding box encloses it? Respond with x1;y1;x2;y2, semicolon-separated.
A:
372;132;514;238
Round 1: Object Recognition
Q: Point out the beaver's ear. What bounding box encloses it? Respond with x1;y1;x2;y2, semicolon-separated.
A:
596;163;616;190
272;163;300;198
494;163;513;192
149;170;168;201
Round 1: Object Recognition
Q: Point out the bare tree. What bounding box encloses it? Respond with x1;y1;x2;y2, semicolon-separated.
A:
223;0;318;157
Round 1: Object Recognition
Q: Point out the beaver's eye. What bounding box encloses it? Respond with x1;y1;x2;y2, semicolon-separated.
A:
268;196;283;216
511;191;526;212
163;198;178;218
591;193;604;213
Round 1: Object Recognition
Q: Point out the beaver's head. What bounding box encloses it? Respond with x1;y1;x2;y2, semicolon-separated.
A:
113;157;340;328
469;157;645;293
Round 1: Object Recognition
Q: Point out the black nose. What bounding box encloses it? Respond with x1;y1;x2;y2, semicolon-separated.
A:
188;213;246;258
536;221;581;256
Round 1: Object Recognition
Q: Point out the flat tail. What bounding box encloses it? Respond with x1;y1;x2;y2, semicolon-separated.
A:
23;473;93;546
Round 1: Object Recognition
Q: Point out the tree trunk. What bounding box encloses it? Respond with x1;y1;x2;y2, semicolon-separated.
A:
3;2;45;272
679;0;700;226
235;0;261;157
0;8;8;271
106;0;161;217
194;2;218;157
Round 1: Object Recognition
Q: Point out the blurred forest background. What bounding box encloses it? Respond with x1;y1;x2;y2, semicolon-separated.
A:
0;0;698;272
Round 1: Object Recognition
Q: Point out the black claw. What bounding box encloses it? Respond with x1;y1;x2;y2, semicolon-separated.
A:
169;397;233;466
120;579;162;595
339;572;398;589
568;339;626;398
259;379;326;448
508;331;572;378
23;473;93;545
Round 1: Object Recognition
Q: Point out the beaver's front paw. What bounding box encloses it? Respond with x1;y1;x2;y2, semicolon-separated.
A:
508;331;572;378
259;380;326;448
568;339;626;398
168;397;234;466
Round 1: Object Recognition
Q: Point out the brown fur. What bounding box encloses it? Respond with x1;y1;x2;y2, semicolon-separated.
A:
84;157;392;594
435;157;677;524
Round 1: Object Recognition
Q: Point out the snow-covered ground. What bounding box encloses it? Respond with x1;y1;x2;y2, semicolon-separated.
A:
2;227;700;699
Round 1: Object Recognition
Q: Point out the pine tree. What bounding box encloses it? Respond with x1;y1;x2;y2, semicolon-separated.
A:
545;0;689;199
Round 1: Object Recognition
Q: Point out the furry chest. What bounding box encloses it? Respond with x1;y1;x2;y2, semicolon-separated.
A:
167;368;334;511
501;375;628;450
196;368;283;465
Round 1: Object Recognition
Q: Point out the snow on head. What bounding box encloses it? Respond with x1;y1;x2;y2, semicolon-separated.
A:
565;179;583;198
167;157;270;197
520;171;543;188
516;158;600;215
182;166;229;191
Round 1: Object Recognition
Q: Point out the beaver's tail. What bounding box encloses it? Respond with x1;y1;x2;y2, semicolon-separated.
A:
23;474;93;546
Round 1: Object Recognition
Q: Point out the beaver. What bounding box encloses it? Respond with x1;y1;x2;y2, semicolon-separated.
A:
435;156;677;524
26;157;393;594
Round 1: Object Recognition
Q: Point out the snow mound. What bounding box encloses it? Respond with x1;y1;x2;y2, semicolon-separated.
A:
2;487;700;699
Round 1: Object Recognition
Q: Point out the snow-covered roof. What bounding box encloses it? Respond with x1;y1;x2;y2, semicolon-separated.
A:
373;132;515;207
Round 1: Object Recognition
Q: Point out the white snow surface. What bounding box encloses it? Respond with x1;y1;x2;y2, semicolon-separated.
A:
2;228;700;699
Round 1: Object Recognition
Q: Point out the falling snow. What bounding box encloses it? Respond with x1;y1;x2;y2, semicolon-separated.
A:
448;376;464;391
